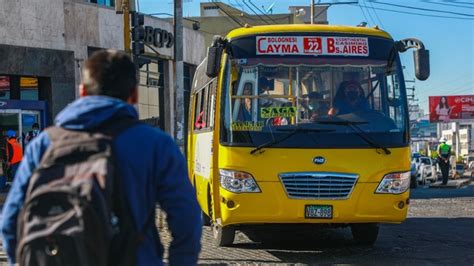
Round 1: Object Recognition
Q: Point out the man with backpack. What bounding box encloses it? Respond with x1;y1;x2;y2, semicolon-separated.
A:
1;50;202;265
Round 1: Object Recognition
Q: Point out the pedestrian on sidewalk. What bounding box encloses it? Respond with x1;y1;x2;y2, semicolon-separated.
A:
437;137;451;185
24;122;41;146
1;50;202;266
4;130;23;180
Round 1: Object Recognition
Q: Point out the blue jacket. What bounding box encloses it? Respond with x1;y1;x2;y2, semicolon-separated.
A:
1;96;202;265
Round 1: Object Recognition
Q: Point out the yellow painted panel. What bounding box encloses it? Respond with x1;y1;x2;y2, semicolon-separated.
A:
219;182;409;225
218;145;410;182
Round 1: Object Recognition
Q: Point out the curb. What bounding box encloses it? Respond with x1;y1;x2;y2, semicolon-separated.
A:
429;178;471;189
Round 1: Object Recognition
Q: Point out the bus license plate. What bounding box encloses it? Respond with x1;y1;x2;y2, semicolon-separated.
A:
305;205;333;219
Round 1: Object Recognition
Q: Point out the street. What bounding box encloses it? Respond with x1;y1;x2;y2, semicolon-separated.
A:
172;179;474;265
0;0;473;265
0;179;473;265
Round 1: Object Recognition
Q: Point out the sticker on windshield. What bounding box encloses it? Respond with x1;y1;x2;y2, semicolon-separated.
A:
256;36;369;56
261;107;297;119
231;121;264;131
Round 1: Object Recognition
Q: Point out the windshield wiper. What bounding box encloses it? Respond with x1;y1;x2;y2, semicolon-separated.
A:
249;126;334;155
317;118;391;155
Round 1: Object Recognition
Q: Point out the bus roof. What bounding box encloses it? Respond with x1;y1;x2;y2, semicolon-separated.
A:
226;24;392;40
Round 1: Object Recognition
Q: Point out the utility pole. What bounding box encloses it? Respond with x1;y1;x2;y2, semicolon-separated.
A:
122;0;131;54
310;0;315;24
174;0;185;151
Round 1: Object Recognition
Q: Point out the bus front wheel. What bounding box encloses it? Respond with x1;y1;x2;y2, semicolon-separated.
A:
212;224;235;247
351;223;379;246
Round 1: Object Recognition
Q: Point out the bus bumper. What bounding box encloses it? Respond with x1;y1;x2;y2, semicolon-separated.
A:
218;182;409;225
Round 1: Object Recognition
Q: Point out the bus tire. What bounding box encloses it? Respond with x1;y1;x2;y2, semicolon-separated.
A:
351;223;379;246
212;224;235;247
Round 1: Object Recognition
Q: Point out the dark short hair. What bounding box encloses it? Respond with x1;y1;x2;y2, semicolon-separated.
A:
82;50;137;100
32;123;39;129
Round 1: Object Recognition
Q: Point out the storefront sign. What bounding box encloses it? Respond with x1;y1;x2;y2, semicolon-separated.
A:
256;36;369;56
144;26;174;48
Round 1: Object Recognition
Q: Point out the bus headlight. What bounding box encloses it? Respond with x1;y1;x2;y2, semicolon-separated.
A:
375;171;410;194
219;169;261;193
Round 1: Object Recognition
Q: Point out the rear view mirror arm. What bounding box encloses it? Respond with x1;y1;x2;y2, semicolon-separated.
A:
395;38;430;81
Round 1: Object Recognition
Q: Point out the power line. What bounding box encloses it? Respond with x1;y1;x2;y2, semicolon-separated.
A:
417;74;473;94
228;0;245;12
451;1;474;5
210;0;244;27
361;0;377;25
422;0;474;10
369;1;474;17
366;0;386;28
355;4;474;20
417;79;473;100
358;4;371;24
240;0;271;25
418;84;474;105
241;14;292;22
248;0;278;24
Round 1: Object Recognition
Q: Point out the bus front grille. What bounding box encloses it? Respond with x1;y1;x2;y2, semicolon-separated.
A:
279;172;359;199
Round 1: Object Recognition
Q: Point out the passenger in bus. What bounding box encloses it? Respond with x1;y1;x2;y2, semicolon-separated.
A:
258;76;273;108
328;81;369;116
305;92;329;122
195;111;206;129
238;83;253;122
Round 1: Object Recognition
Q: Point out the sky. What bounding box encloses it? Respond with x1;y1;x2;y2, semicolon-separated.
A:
137;0;474;114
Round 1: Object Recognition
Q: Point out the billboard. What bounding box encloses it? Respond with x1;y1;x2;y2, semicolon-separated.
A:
429;95;474;122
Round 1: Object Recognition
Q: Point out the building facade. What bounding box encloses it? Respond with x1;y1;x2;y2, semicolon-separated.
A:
459;127;474;157
178;2;329;52
0;0;206;141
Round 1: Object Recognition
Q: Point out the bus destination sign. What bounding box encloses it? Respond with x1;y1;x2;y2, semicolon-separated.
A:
256;36;369;56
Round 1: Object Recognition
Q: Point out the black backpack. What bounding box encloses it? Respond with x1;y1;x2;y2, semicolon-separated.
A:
16;119;153;266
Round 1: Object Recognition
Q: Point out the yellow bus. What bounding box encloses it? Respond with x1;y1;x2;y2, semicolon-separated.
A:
187;24;429;246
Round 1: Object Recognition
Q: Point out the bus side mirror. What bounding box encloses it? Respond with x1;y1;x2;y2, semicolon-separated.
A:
414;49;430;81
396;38;430;81
206;46;223;78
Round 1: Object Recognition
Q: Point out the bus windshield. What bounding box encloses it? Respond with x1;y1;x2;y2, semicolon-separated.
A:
221;38;408;148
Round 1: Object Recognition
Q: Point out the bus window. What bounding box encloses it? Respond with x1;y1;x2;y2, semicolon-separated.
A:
194;88;203;129
194;79;216;131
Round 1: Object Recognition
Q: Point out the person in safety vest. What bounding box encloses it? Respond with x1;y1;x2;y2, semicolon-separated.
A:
437;137;451;185
5;130;23;180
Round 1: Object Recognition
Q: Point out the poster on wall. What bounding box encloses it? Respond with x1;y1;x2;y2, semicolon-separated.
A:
429;95;474;123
